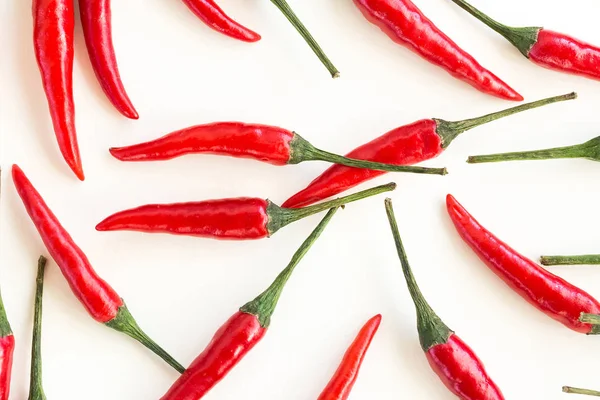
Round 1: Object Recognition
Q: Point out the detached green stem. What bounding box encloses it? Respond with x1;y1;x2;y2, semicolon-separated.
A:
563;386;600;397
541;255;600;266
468;143;589;164
28;256;47;400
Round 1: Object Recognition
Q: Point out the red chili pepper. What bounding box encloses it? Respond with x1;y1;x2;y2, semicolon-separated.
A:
161;207;338;399
282;92;575;209
0;292;13;400
33;0;84;180
181;0;261;42
385;198;505;400
446;194;600;334
11;164;185;372
28;256;47;400
450;0;600;81
108;122;447;175
95;182;395;239
317;314;381;400
352;0;521;100
80;0;138;119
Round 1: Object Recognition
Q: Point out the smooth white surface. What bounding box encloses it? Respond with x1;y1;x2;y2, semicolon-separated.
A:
2;0;600;398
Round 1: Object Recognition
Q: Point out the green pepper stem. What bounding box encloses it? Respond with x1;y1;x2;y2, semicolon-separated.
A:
28;256;47;400
563;386;600;396
541;255;600;266
468;141;591;164
0;169;10;338
242;207;338;327
270;0;339;78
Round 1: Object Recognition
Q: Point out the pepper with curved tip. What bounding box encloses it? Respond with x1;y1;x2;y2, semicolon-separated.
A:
28;256;48;400
282;92;575;209
161;208;338;399
12;165;184;373
385;198;505;400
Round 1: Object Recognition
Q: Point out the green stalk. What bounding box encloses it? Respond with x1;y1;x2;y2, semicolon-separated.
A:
541;255;600;266
563;386;600;397
28;256;47;400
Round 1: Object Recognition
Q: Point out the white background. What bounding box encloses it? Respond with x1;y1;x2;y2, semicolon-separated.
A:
2;0;600;398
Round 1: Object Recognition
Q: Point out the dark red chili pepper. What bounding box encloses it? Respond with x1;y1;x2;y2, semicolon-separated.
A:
385;198;505;400
317;314;381;400
28;256;47;400
0;290;13;400
161;207;338;399
450;0;600;81
282;93;575;209
181;0;261;42
80;0;138;119
108;122;447;175
446;194;600;334
352;0;521;100
95;182;395;240
11;164;184;372
33;0;84;180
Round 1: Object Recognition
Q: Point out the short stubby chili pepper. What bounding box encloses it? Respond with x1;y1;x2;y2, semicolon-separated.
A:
28;256;48;400
33;0;84;180
317;314;381;400
80;0;138;119
450;0;600;81
446;194;600;334
352;0;521;100
161;207;338;399
0;288;13;400
109;122;447;176
181;0;261;42
385;198;505;400
96;182;395;240
282;92;575;209
11;165;185;372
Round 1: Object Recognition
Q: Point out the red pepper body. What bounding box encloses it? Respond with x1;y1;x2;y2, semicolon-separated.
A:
282;119;441;208
161;312;266;400
426;334;504;400
80;0;138;119
352;0;522;101
446;194;600;333
0;335;14;400
12;165;123;323
33;0;84;180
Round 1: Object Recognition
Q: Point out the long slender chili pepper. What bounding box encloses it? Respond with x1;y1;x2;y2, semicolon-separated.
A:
161;208;338;400
446;194;600;334
33;0;84;180
563;386;600;397
80;0;138;119
28;256;47;400
541;255;600;267
96;182;394;240
385;198;504;400
317;314;381;400
181;0;261;42
11;165;184;372
449;0;600;81
0;170;14;400
282;92;575;209
353;0;521;100
109;122;447;175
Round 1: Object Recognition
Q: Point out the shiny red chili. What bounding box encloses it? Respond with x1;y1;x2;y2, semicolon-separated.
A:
0;293;14;400
446;194;600;334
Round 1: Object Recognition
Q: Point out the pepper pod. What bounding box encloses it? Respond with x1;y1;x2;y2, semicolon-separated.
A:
0;170;14;400
28;257;48;400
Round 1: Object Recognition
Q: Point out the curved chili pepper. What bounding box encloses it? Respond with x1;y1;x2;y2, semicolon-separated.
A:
182;0;261;42
0;291;13;400
28;256;47;400
11;165;184;372
385;198;505;400
317;314;381;400
33;0;84;180
282;93;575;208
80;0;138;119
109;122;447;175
96;182;395;240
161;207;338;399
450;0;600;81
353;0;521;100
446;194;600;334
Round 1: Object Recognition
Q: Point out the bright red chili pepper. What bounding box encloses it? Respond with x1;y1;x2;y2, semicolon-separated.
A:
95;182;395;240
0;292;14;400
385;198;505;399
33;0;84;180
317;314;381;400
446;194;600;334
80;0;138;119
161;207;338;399
352;0;521;100
108;122;447;175
282;92;575;209
28;256;48;400
450;0;600;81
12;164;185;372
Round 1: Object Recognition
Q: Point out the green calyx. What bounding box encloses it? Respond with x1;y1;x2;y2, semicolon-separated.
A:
563;386;600;397
28;256;47;400
541;255;600;266
0;288;11;338
241;207;338;328
580;313;600;335
384;199;452;351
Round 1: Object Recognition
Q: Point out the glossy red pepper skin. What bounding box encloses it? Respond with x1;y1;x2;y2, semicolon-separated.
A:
446;194;600;334
33;0;84;180
0;336;14;400
80;0;138;119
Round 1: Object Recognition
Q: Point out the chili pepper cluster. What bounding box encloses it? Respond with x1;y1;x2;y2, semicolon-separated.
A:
3;0;600;398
